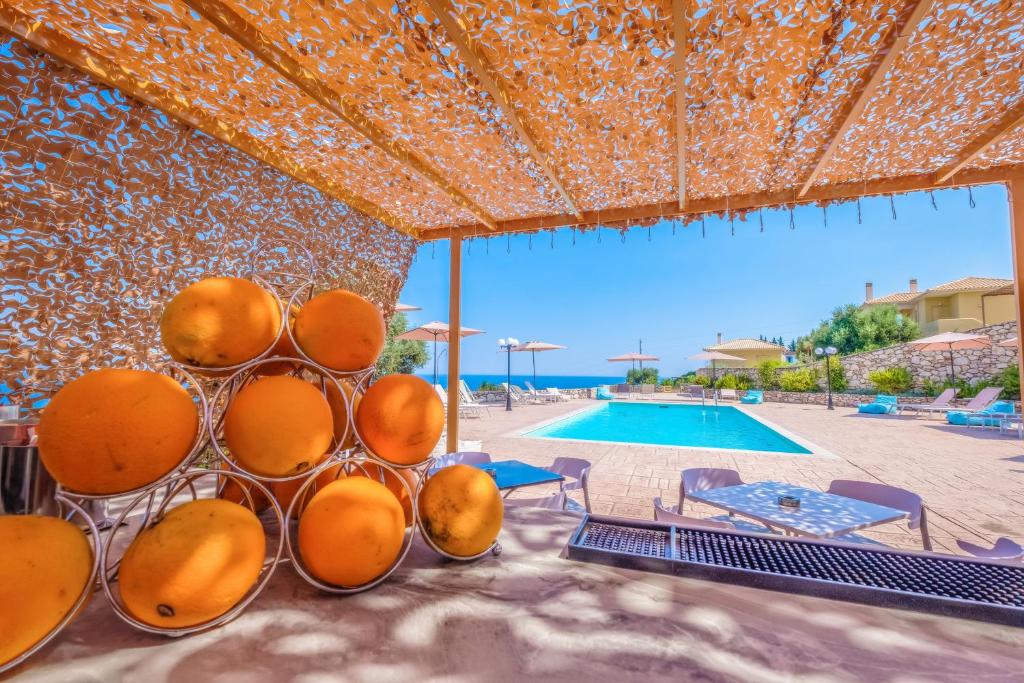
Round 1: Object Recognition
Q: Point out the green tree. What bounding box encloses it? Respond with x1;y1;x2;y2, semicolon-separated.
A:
804;304;919;356
375;312;428;376
626;367;659;385
757;360;782;390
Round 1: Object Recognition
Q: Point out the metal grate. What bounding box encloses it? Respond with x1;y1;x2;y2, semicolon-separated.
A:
581;522;670;558
568;515;1024;626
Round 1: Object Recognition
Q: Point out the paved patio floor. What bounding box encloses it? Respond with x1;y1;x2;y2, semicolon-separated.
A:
455;398;1024;554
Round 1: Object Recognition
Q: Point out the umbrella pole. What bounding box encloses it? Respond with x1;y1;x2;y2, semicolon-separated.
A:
433;340;438;387
532;350;537;387
949;347;956;386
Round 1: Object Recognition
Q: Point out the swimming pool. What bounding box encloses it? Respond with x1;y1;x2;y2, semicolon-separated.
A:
524;402;812;454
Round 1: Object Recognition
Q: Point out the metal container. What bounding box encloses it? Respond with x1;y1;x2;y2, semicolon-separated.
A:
1;444;59;516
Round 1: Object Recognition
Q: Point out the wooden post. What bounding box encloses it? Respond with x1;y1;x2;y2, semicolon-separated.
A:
1008;180;1024;400
446;236;462;453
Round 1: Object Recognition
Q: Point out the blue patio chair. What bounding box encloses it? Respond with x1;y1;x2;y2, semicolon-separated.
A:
857;394;897;415
595;385;613;400
947;400;1016;427
740;390;763;404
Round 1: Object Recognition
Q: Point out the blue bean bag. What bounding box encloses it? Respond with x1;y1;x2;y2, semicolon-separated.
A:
740;390;764;405
858;394;897;414
595;385;613;400
947;401;1015;426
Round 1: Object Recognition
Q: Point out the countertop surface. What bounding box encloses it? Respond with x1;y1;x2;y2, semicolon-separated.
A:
7;507;1023;682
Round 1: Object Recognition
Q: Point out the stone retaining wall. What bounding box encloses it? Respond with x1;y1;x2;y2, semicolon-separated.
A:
838;321;1018;389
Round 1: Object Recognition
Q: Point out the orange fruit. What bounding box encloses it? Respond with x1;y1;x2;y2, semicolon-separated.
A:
298;477;405;587
38;368;198;495
350;461;418;526
418;465;503;557
355;374;443;465
271;458;345;519
223;375;333;478
160;277;281;368
118;499;265;628
0;516;93;666
325;380;360;449
216;461;270;513
293;289;384;371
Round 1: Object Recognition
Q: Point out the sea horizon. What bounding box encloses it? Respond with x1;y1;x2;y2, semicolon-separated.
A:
417;373;624;390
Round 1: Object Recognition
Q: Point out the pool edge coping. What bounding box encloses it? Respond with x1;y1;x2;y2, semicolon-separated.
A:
508;401;836;459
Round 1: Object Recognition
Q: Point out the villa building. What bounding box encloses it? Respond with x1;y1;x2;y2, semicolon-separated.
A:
862;276;1015;336
704;335;787;368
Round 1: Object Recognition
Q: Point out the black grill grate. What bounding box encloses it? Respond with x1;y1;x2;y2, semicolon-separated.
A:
570;516;1024;626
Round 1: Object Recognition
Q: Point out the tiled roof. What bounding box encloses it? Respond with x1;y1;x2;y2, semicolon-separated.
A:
865;291;916;305
926;276;1013;293
705;338;786;352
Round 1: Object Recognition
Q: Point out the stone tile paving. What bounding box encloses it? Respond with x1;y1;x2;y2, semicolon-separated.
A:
458;398;1024;554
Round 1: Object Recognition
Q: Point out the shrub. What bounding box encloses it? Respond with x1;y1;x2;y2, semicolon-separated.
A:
778;368;819;392
626;367;658;385
659;377;675;387
1001;364;1020;399
757;360;782;390
867;367;913;395
715;374;738;389
824;360;847;393
735;374;753;390
692;375;711;387
478;380;502;391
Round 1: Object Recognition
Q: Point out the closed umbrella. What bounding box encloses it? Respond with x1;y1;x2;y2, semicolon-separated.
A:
908;332;991;384
687;351;743;386
397;321;483;386
511;341;566;387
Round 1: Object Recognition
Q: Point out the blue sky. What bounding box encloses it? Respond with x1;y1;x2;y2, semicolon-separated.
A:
399;184;1013;377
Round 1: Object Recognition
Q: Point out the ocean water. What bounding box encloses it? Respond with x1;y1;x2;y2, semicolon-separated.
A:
525;402;811;454
420;374;623;391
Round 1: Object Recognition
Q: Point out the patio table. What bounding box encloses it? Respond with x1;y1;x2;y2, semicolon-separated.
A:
472;459;563;498
686;481;909;539
11;506;1022;682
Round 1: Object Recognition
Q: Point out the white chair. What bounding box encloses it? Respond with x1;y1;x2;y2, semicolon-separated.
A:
826;479;932;551
544;387;569;402
549;456;591;512
653;497;736;529
524;381;558;403
458;381;492;416
956;537;1024;561
435;383;485;419
718;388;739;401
435;451;492;468
501;382;528;403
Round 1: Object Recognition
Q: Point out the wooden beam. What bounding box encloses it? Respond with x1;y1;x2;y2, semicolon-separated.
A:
671;0;688;211
1008;178;1024;400
797;0;935;198
419;163;1024;240
936;101;1024;183
446;235;462;453
182;0;498;231
0;2;418;237
424;0;581;220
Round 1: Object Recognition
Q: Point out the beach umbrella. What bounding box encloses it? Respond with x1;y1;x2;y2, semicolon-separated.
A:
687;351;743;386
397;321;484;386
393;302;420;312
908;332;991;385
607;352;659;372
998;336;1018;348
512;341;566;386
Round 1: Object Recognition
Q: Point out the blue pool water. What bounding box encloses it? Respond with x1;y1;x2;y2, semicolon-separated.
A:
525;402;812;454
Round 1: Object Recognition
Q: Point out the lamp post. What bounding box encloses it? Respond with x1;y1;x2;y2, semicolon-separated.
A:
498;337;519;412
815;346;838;410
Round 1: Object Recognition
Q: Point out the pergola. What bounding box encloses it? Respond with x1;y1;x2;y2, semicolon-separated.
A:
3;0;1023;448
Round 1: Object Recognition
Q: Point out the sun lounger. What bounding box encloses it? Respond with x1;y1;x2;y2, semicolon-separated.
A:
435;383;486;418
524;381;558;403
944;387;1004;426
544;387;569;402
857;394;898;414
948;399;1014;427
677;385;706;405
897;388;957;417
458;381;491;416
718;388;739;401
740;390;763;405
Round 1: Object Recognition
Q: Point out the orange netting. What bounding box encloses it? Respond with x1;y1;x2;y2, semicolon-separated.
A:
1;0;1022;237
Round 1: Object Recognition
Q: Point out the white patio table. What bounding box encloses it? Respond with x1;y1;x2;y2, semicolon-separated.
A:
686;481;909;538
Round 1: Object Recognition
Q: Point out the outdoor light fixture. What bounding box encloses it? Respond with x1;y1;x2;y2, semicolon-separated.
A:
815;346;839;410
498;337;520;411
